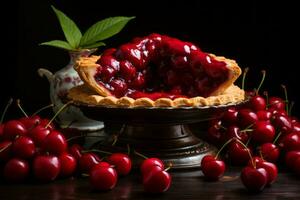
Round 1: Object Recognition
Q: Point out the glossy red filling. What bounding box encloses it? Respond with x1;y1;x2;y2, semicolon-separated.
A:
95;33;229;100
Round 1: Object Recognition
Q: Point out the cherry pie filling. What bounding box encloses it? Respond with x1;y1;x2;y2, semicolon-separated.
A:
94;33;229;100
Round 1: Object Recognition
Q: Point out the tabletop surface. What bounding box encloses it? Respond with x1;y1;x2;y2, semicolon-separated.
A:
1;167;300;200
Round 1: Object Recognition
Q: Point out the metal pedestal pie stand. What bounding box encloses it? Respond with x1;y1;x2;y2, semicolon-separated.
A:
72;101;245;169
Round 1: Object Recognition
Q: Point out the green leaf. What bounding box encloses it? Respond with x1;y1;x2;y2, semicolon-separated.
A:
40;40;74;50
80;16;135;46
81;42;106;49
51;5;82;48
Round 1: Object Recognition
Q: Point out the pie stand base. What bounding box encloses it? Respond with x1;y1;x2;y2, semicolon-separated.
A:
73;103;243;169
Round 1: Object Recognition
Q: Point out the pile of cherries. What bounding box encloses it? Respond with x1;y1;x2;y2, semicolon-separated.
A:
0;100;171;193
202;70;300;192
0;100;76;182
72;146;171;193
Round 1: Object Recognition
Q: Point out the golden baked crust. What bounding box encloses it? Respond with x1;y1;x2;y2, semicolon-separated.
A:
68;84;245;108
74;54;241;98
209;54;242;96
74;55;112;97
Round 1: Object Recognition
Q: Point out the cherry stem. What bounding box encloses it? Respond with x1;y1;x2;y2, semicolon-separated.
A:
32;103;54;116
0;98;13;124
273;131;282;144
215;138;234;159
127;144;130;155
281;85;289;113
82;149;112;155
242;67;249;91
133;150;148;160
81;173;89;177
0;143;11;153
244;123;254;130
288;101;294;116
255;70;266;95
245;137;251;146
45;101;73;128
219;124;227;130
259;150;264;160
241;129;254;132
66;135;102;142
112;134;118;146
234;139;255;168
16;99;28;118
263;91;269;108
164;163;173;172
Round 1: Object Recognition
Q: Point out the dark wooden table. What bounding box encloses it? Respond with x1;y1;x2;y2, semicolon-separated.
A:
1;167;300;200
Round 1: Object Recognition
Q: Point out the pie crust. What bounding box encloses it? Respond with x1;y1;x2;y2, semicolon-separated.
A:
68;84;245;108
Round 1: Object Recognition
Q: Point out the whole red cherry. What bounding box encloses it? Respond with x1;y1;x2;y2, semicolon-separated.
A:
237;109;258;128
58;152;77;177
278;132;300;152
268;97;285;110
28;125;51;146
272;114;293;134
259;143;280;163
256;161;278;185
12;136;36;159
143;165;171;193
285;151;300;169
249;96;266;111
19;115;41;129
33;155;60;182
252;121;275;144
141;158;165;175
89;164;118;191
106;153;132;176
222;108;238;125
3;120;27;140
206;120;225;145
240;166;268;192
43;130;67;155
4;158;29;183
79;153;101;173
201;155;225;181
227;141;252;166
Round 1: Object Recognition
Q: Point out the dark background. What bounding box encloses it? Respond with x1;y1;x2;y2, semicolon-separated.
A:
1;0;298;118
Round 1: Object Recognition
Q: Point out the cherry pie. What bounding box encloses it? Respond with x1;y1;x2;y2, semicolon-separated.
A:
69;33;244;107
